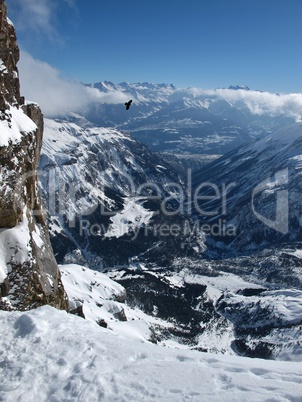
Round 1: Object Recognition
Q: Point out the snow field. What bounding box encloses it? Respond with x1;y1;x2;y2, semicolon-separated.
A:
1;305;302;402
1;262;302;401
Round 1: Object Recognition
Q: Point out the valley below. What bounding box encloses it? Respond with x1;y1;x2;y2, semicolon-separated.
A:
37;83;302;360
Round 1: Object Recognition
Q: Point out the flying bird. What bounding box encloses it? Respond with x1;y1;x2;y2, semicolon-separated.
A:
124;100;132;110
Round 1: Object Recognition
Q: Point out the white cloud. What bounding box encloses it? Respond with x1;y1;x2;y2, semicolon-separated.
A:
216;89;302;121
18;51;129;117
188;87;302;122
17;50;302;121
8;0;76;41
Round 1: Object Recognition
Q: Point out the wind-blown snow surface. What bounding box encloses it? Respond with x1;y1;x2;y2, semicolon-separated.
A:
1;306;302;402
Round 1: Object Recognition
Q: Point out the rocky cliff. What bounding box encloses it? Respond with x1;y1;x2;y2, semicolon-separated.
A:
0;0;67;310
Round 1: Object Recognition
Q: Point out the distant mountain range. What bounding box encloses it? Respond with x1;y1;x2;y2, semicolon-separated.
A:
82;81;295;158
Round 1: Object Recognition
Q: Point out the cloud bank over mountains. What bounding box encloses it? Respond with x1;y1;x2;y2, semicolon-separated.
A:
204;88;302;122
18;51;129;117
18;50;302;121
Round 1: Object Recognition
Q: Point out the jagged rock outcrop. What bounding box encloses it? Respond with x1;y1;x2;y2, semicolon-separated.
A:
0;0;68;310
0;0;22;110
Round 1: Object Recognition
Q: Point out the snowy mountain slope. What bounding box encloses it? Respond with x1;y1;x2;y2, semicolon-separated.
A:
108;257;302;359
38;115;302;358
1;305;302;402
83;82;295;157
59;264;154;342
34;255;299;360
192;122;302;250
108;264;234;353
155;123;302;357
39;116;200;269
58;262;302;358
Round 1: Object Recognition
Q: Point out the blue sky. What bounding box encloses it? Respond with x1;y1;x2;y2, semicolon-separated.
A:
6;0;302;93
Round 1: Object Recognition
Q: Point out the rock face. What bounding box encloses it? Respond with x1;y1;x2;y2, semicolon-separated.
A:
0;0;68;310
0;0;22;109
